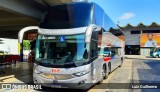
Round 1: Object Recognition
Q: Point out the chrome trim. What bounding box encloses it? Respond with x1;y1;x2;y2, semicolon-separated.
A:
38;27;87;35
85;24;101;43
39;73;74;80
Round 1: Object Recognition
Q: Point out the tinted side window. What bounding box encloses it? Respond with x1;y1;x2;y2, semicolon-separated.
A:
103;47;111;57
93;4;104;27
103;14;116;32
111;48;117;57
90;30;98;59
90;40;98;58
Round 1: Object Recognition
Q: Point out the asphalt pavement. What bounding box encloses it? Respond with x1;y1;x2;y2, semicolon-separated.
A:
0;57;160;92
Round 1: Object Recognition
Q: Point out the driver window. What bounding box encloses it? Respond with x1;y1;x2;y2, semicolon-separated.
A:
90;30;99;59
90;40;98;58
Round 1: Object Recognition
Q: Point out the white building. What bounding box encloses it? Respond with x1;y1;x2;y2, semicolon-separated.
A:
119;22;160;56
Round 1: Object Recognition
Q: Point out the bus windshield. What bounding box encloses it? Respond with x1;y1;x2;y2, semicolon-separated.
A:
35;34;89;67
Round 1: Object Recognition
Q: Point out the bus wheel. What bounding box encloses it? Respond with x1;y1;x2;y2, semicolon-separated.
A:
103;65;108;79
108;63;111;74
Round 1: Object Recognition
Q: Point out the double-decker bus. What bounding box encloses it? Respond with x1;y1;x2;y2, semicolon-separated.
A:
19;2;125;89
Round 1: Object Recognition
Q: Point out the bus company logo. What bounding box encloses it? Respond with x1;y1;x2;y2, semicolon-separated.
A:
2;84;12;90
52;68;60;73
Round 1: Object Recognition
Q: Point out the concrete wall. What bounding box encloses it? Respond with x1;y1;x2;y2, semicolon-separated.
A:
141;48;151;56
123;30;140;45
121;25;160;56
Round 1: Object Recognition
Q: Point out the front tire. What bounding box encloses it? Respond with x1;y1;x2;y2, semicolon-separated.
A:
108;62;111;74
103;65;108;79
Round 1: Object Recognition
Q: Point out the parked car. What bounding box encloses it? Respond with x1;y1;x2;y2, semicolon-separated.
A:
150;47;160;58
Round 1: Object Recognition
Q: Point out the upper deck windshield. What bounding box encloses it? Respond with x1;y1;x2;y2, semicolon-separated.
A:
35;34;89;67
40;3;93;29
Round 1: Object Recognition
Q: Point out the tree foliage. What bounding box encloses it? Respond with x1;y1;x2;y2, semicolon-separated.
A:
23;40;30;50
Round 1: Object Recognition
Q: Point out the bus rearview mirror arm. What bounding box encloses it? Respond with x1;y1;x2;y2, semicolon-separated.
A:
18;26;38;62
18;26;39;43
85;24;101;43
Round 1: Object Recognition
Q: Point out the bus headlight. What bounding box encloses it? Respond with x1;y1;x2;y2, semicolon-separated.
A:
34;69;41;74
73;69;90;77
39;73;54;79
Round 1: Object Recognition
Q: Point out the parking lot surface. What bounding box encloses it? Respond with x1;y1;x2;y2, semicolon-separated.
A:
0;57;160;92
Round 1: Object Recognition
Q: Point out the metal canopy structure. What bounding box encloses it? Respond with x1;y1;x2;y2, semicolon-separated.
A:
0;0;88;39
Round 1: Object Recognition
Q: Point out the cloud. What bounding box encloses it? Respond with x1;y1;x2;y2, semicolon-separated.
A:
118;12;135;20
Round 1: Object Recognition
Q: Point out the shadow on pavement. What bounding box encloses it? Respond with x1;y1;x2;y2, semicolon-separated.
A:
133;59;160;92
125;57;160;61
0;62;33;84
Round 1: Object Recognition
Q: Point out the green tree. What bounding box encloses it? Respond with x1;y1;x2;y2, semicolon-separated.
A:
23;40;30;50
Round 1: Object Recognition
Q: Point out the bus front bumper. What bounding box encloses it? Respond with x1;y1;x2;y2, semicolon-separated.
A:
33;72;93;89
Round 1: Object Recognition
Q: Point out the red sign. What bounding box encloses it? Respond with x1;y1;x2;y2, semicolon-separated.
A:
103;57;111;62
27;32;37;40
52;68;60;73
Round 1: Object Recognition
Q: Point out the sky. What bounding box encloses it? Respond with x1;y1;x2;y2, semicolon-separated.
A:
90;0;160;26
